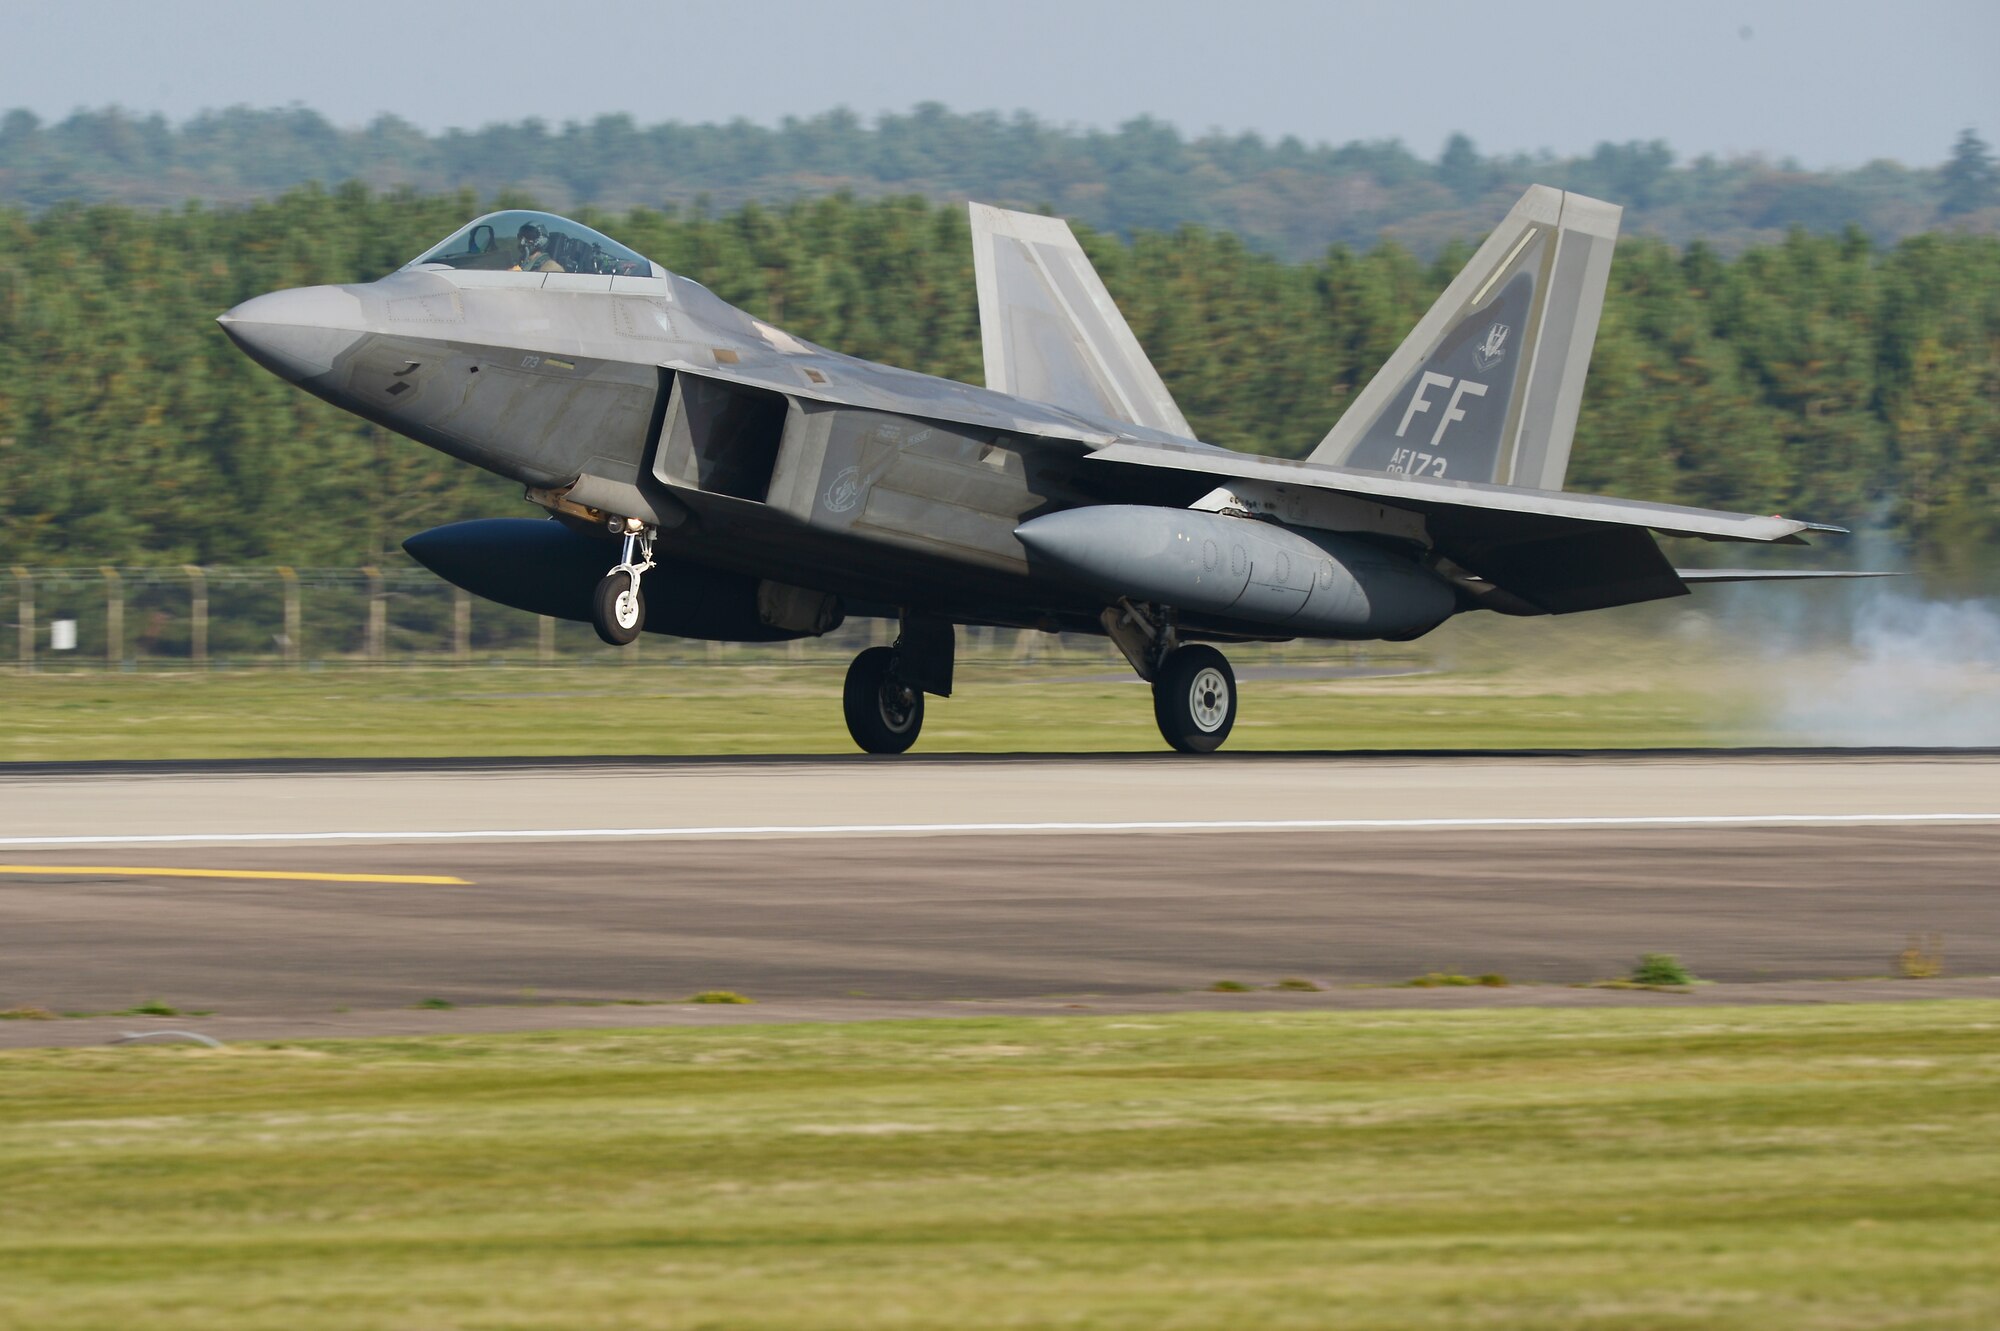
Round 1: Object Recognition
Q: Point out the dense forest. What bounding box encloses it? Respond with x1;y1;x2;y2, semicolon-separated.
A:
1;187;1994;577
2;105;1996;260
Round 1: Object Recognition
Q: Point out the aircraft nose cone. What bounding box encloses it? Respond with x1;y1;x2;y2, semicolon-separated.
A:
217;285;368;382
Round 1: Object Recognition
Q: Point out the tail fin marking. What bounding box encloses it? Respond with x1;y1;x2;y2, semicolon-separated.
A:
1309;186;1620;491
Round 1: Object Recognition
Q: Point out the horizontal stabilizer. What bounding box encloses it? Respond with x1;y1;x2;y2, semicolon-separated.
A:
970;202;1193;439
1675;569;1898;583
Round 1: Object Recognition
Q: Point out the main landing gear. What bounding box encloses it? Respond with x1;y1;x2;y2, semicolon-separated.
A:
591;520;655;646
1152;644;1237;753
834;607;1238;755
841;619;954;754
1102;600;1239;753
843;646;923;754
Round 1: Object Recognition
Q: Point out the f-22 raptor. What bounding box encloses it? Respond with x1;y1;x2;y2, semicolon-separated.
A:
220;188;1862;753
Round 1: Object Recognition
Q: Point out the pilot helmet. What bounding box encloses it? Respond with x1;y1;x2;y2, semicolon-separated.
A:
516;222;547;254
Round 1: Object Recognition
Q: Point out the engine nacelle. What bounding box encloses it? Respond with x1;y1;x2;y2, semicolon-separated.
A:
403;518;838;641
1015;505;1454;640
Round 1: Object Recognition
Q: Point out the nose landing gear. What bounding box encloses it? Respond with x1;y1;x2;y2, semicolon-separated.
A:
591;522;655;646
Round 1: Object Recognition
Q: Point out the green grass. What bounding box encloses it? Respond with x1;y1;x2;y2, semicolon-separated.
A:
686;990;752;1004
1633;953;1698;986
0;649;1772;761
3;1003;1998;1329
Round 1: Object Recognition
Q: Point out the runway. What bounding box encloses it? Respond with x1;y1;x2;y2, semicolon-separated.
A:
6;749;1997;843
2;752;1996;1044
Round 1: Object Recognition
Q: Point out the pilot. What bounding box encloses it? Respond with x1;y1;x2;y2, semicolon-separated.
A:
510;222;566;274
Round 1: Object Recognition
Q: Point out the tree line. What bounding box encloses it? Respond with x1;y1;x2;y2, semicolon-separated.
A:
2;104;1995;261
0;187;1993;577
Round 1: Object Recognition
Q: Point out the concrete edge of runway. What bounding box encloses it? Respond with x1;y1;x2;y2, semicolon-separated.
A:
6;746;2000;779
6;977;2000;1050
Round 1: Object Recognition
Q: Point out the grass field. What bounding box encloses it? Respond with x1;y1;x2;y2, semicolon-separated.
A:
0;630;1779;761
3;1004;1997;1329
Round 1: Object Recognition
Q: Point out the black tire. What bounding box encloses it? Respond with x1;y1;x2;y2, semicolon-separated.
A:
591;569;645;646
1152;645;1237;753
843;645;924;754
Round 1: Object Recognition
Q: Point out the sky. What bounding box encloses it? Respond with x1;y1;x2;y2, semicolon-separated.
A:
5;0;1994;167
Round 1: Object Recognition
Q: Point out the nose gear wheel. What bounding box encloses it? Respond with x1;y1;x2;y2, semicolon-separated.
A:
591;527;655;646
591;569;644;645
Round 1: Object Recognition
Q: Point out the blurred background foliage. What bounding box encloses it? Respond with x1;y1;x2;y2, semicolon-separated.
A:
0;109;1994;580
3;105;1997;258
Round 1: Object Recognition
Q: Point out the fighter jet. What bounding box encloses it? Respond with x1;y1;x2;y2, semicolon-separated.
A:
218;188;1865;753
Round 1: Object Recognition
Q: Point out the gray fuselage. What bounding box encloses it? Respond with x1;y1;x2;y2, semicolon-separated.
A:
220;249;1439;641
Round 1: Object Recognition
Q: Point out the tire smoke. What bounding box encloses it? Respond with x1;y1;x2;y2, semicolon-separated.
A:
1766;587;2000;746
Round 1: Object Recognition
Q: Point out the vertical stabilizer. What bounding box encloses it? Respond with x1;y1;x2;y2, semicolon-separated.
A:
1309;185;1620;490
969;202;1194;439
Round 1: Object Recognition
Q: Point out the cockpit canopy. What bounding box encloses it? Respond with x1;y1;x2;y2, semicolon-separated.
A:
404;210;662;278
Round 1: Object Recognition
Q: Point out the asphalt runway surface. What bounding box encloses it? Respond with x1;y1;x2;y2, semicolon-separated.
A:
2;751;1997;1044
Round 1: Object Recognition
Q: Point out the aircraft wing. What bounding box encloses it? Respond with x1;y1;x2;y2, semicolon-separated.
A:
1085;440;1834;544
1083;440;1860;615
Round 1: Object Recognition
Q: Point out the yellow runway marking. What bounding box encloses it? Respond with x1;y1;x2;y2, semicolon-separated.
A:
0;865;470;885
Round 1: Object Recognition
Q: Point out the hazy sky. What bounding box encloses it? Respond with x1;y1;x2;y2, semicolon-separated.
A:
6;0;1993;166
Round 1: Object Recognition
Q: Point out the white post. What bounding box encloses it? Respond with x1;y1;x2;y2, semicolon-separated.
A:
12;567;31;674
185;565;208;669
363;566;385;663
278;567;301;667
100;567;123;667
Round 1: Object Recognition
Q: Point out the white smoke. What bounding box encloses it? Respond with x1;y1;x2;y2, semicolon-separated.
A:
1768;589;2000;746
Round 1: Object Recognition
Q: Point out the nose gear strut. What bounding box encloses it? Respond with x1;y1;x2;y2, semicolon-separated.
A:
591;519;655;646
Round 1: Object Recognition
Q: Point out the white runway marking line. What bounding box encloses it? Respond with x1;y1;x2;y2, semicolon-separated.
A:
3;812;2000;847
0;865;470;885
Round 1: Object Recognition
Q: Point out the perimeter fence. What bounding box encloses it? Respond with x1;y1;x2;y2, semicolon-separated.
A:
3;565;1420;674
